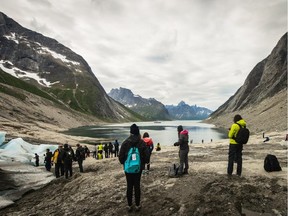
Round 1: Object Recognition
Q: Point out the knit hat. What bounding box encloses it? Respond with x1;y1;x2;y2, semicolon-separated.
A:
130;124;140;135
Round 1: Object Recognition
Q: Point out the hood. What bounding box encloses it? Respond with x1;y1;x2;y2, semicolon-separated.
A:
236;119;246;127
180;129;189;135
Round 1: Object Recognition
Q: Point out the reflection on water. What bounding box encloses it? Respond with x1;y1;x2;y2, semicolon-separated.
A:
62;120;227;145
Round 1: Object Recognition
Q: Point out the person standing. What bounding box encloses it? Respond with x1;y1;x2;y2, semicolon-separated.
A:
142;132;154;171
227;114;246;177
114;139;119;157
174;125;189;175
62;144;74;179
44;149;53;171
104;143;109;158
108;142;114;158
52;145;64;178
76;144;85;173
118;124;149;212
34;153;39;167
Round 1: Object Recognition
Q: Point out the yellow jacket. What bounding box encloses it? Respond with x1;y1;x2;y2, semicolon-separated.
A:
52;149;61;164
228;119;246;144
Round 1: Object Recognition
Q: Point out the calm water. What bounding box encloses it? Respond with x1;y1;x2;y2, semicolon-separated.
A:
63;120;227;145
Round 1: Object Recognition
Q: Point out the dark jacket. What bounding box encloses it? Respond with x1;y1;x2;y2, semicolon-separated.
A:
118;135;149;171
174;129;189;151
62;147;74;163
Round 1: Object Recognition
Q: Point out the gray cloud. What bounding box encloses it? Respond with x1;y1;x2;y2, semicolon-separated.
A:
1;0;286;110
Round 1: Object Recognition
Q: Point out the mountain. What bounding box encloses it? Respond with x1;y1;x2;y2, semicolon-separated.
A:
206;33;287;133
0;12;143;124
108;87;171;121
165;101;213;120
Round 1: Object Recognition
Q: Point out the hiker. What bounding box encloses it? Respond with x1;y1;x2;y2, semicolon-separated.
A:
174;125;189;175
108;142;114;158
118;124;149;212
62;144;74;179
156;143;161;151
97;143;103;159
52;145;64;178
114;139;119;157
34;153;39;167
92;144;97;158
227;114;247;177
76;144;85;173
142;132;154;171
44;149;53;171
104;143;109;158
84;145;90;158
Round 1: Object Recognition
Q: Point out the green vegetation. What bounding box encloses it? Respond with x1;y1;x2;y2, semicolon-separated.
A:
0;69;59;103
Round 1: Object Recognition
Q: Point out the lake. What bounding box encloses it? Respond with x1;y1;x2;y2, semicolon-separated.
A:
62;120;227;146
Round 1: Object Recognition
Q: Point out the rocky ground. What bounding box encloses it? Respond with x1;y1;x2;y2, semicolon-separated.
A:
0;131;286;216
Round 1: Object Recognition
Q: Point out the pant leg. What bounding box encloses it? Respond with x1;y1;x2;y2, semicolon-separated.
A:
183;149;189;172
125;173;134;206
179;150;188;174
134;172;142;206
55;163;60;178
78;159;84;172
227;144;237;175
236;144;243;176
64;162;69;179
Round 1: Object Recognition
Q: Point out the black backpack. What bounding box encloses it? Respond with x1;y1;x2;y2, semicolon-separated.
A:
65;149;74;161
234;123;250;144
264;154;282;172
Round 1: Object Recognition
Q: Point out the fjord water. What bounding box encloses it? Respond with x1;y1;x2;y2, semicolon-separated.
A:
63;120;227;145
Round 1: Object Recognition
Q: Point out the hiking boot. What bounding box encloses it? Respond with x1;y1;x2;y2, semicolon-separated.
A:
127;206;133;212
135;205;141;212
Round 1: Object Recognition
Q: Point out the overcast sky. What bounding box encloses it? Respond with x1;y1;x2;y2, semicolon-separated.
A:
1;0;286;110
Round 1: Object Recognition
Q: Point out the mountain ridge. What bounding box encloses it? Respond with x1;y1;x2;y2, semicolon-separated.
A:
205;33;287;133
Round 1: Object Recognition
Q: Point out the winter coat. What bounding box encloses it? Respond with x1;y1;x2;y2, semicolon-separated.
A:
228;119;247;144
143;137;154;152
118;135;149;171
174;129;189;151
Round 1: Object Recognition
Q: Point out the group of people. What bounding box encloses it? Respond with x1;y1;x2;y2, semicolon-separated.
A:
119;114;247;212
92;140;120;159
41;143;86;179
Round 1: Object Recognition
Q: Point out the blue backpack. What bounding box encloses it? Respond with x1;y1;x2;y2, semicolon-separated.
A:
124;147;141;173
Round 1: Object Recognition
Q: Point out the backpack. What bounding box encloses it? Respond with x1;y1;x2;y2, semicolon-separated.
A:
124;147;141;173
168;163;180;178
79;148;86;160
66;150;73;161
234;123;250;144
264;154;282;172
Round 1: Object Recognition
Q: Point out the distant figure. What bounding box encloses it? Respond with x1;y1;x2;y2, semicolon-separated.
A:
97;143;103;159
93;144;97;158
114;140;120;157
202;139;204;144
211;139;213;143
190;139;193;144
142;132;154;171
34;153;39;167
156;143;161;151
104;143;109;158
263;132;270;142
84;145;90;158
286;134;288;141
44;149;53;171
76;144;85;173
108;142;114;158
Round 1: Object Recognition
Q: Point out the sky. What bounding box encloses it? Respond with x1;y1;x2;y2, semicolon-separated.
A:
1;0;287;110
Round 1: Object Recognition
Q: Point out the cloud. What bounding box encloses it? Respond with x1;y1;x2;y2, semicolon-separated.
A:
1;0;286;110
